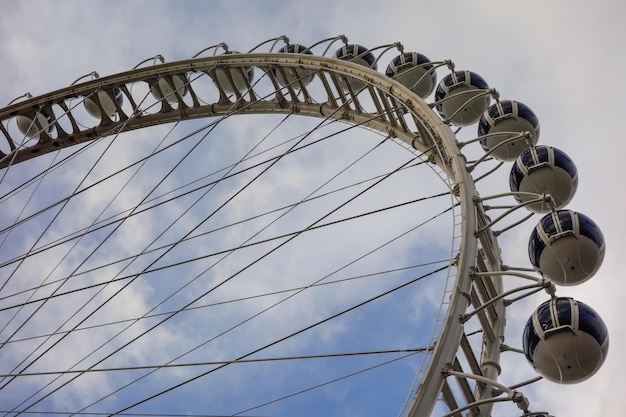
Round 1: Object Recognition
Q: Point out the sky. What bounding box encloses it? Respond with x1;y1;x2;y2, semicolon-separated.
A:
0;1;624;416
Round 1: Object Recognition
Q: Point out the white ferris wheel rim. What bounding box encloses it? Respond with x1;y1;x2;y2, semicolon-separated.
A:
0;48;521;417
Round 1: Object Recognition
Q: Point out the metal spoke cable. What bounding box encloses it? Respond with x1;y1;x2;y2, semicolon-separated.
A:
1;259;450;345
0;112;237;239
7;349;429;417
232;351;424;416
0;190;451;313
0;118;184;341
0;88;110;184
0;412;280;417
0;72;203;204
17;128;420;415
0;348;431;377
0;68;284;357
5;194;454;415
0;59;458;414
0;103;257;411
0;117;351;269
111;262;450;416
1;104;420;312
70;132;428;414
0;151;63;269
0;109;381;258
80;149;448;415
0;87;160;346
0;158;436;294
0;63;324;235
0;93;409;273
5;71;349;414
2;154;448;416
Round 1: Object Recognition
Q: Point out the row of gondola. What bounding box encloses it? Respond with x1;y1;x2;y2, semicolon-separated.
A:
12;42;608;387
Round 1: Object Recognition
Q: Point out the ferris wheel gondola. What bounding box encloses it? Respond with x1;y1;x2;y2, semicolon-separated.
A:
510;145;578;213
0;36;609;417
385;52;437;99
529;209;605;286
478;100;540;161
435;70;491;126
523;297;609;384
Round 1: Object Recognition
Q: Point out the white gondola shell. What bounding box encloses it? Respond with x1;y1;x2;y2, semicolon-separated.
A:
478;100;540;161
333;44;377;93
523;297;608;384
434;70;490;126
510;146;578;213
274;44;315;88
214;51;255;94
385;52;437;99
150;74;188;104
16;111;54;138
529;210;605;286
84;87;124;119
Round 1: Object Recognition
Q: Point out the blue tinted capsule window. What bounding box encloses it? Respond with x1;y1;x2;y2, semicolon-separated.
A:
528;227;546;268
522;319;540;361
553;149;578;179
554;298;573;327
577;302;609;346
577;213;605;248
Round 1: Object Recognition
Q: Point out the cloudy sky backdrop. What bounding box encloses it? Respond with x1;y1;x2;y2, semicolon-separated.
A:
0;1;624;416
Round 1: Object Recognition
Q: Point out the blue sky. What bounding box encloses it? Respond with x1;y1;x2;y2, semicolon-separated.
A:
0;1;624;416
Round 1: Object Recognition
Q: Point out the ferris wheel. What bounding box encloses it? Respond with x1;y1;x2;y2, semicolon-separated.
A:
0;35;608;417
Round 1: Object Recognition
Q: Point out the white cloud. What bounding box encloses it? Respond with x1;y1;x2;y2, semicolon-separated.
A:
0;1;623;416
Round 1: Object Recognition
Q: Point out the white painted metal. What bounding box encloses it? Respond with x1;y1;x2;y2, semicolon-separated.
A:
0;53;506;417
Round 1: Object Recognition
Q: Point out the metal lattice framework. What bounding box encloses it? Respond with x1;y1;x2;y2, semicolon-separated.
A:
0;47;546;417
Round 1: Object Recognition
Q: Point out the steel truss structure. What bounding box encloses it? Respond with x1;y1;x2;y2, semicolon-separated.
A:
0;48;552;417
